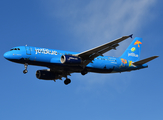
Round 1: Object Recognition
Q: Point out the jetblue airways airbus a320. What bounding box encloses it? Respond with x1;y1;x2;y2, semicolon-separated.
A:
4;35;158;85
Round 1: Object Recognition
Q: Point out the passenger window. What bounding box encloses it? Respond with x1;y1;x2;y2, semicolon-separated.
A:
18;48;20;50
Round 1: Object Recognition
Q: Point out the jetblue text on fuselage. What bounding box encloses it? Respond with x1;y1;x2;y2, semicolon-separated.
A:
35;48;57;55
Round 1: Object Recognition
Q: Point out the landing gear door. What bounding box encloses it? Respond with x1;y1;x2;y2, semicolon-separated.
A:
25;46;31;55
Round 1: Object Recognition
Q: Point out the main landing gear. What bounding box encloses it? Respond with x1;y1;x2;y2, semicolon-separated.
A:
23;63;28;74
64;78;71;85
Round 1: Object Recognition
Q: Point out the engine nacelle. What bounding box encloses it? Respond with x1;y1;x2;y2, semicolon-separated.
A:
60;55;82;65
36;70;60;80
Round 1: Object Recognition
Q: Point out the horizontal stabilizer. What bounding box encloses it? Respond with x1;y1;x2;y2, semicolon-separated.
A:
133;56;159;66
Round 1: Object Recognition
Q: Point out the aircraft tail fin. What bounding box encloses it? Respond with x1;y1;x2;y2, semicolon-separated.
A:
132;56;159;66
120;37;142;62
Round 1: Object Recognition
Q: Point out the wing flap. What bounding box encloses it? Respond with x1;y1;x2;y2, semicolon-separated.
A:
132;56;159;66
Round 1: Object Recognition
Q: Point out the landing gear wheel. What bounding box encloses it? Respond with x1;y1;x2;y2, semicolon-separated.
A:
23;69;28;74
64;79;71;85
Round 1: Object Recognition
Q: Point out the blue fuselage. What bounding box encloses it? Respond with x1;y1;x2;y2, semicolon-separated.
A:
4;46;148;73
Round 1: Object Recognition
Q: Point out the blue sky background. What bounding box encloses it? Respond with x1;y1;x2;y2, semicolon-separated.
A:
0;0;163;120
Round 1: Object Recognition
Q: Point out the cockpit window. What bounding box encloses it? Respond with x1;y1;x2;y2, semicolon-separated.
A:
10;48;20;51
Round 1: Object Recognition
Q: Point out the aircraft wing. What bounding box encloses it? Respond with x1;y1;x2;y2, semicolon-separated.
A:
132;56;159;66
75;34;133;66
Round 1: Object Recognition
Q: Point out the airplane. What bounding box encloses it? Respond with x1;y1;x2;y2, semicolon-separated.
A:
4;34;158;85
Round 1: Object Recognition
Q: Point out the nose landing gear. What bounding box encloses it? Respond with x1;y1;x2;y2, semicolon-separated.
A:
23;63;28;74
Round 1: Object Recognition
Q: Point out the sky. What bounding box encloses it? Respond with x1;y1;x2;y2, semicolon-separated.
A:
0;0;163;120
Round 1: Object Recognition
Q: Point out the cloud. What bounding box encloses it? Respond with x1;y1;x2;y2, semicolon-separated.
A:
44;0;156;56
43;0;156;91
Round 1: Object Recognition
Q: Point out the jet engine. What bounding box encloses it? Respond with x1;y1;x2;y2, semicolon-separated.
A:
60;55;82;65
36;70;61;80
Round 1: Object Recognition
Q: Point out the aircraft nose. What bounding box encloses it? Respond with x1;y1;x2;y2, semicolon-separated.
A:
4;52;10;59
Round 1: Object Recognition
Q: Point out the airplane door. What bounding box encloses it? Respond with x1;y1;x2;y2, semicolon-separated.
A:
25;46;31;55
